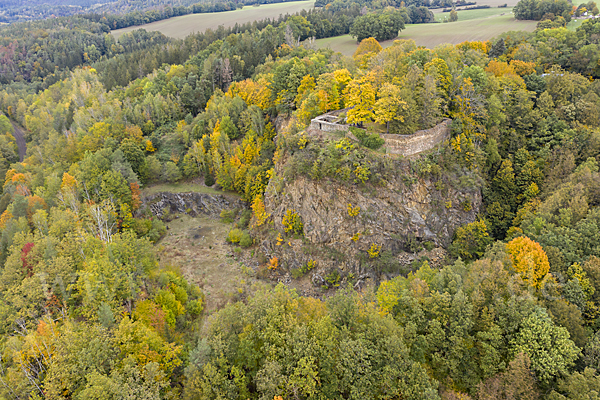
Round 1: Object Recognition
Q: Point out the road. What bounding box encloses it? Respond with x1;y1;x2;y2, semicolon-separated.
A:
9;121;26;162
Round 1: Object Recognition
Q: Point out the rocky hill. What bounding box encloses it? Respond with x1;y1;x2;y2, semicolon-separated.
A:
256;130;483;290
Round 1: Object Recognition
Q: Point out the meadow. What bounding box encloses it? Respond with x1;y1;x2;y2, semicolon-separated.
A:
111;0;315;39
315;8;538;53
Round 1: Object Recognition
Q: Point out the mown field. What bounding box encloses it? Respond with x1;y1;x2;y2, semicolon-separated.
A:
315;8;538;53
111;0;315;39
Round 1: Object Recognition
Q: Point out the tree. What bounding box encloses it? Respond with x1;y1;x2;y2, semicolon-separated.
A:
506;236;550;288
512;308;580;384
477;353;540;400
373;83;407;132
344;78;376;126
353;38;383;68
449;220;493;261
449;8;458;22
350;11;405;42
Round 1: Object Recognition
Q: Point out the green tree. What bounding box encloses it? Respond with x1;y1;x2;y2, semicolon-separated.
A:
449;220;493;261
512;307;580;384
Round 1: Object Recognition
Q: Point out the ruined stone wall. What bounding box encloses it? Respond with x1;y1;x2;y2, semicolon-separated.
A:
309;110;452;157
381;119;451;156
309;109;351;132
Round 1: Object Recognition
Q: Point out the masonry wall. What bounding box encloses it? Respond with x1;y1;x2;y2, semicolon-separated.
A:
309;110;452;157
310;120;350;132
381;119;452;156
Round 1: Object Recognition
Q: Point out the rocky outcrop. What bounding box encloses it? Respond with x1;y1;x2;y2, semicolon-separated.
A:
261;162;481;281
140;192;245;219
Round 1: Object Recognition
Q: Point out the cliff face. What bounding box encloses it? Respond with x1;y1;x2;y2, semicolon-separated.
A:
261;152;482;285
140;192;245;219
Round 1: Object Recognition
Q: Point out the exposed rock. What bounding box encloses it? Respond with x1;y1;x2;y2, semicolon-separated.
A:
261;157;481;280
140;192;246;220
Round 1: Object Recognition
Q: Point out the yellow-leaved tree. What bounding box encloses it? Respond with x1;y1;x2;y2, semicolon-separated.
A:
344;77;376;126
373;83;407;132
506;236;550;288
353;37;383;69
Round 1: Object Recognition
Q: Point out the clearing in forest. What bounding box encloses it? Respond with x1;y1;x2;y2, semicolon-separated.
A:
111;0;315;39
156;213;249;314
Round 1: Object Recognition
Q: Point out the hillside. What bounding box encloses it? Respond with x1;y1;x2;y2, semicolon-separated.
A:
1;1;600;399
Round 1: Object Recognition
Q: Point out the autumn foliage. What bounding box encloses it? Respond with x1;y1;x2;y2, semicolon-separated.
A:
506;236;550;288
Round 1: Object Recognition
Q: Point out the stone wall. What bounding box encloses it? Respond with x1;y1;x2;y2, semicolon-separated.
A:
309;109;452;157
381;119;452;156
309;109;350;132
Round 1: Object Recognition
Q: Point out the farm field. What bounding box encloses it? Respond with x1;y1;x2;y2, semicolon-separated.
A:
315;9;537;54
111;0;315;39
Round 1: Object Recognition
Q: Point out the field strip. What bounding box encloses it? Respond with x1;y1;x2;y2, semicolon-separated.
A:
111;0;315;39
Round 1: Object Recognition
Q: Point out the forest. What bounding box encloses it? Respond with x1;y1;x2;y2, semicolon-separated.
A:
1;0;600;398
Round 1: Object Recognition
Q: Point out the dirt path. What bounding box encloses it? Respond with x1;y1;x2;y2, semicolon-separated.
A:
9;121;26;162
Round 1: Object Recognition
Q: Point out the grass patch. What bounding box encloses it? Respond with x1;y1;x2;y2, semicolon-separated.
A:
112;0;315;39
433;7;516;22
156;213;242;313
397;13;537;47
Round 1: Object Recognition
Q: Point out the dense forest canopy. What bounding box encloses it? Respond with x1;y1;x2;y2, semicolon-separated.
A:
2;1;600;399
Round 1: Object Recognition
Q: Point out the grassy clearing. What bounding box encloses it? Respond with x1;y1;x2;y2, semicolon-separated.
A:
315;11;537;53
157;214;247;313
112;0;315;39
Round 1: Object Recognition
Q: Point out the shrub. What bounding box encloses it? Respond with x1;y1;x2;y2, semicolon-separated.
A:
220;209;236;223
227;228;243;243
368;243;382;258
282;209;303;235
292;259;316;278
238;209;252;229
347;203;361;217
323;269;341;288
350;126;385;150
240;231;253;248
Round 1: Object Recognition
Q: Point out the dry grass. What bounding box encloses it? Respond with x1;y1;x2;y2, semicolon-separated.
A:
112;0;315;39
156;213;247;313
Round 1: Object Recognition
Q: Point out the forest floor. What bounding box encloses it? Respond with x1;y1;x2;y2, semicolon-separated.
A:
111;0;315;39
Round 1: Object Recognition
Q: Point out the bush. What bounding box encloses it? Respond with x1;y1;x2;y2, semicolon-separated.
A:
291;259;316;279
227;228;243;243
350;127;385;150
163;161;182;183
240;231;253;248
220;209;236;223
238;209;252;229
282;209;303;235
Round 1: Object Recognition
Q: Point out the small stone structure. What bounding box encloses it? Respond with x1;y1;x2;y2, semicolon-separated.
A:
309;108;452;157
310;109;351;132
381;118;452;156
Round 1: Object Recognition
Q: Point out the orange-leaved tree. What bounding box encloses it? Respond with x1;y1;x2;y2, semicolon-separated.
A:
506;236;550;288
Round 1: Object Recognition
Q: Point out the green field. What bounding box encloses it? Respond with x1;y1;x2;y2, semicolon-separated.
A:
315;9;537;53
432;6;515;22
111;1;315;39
